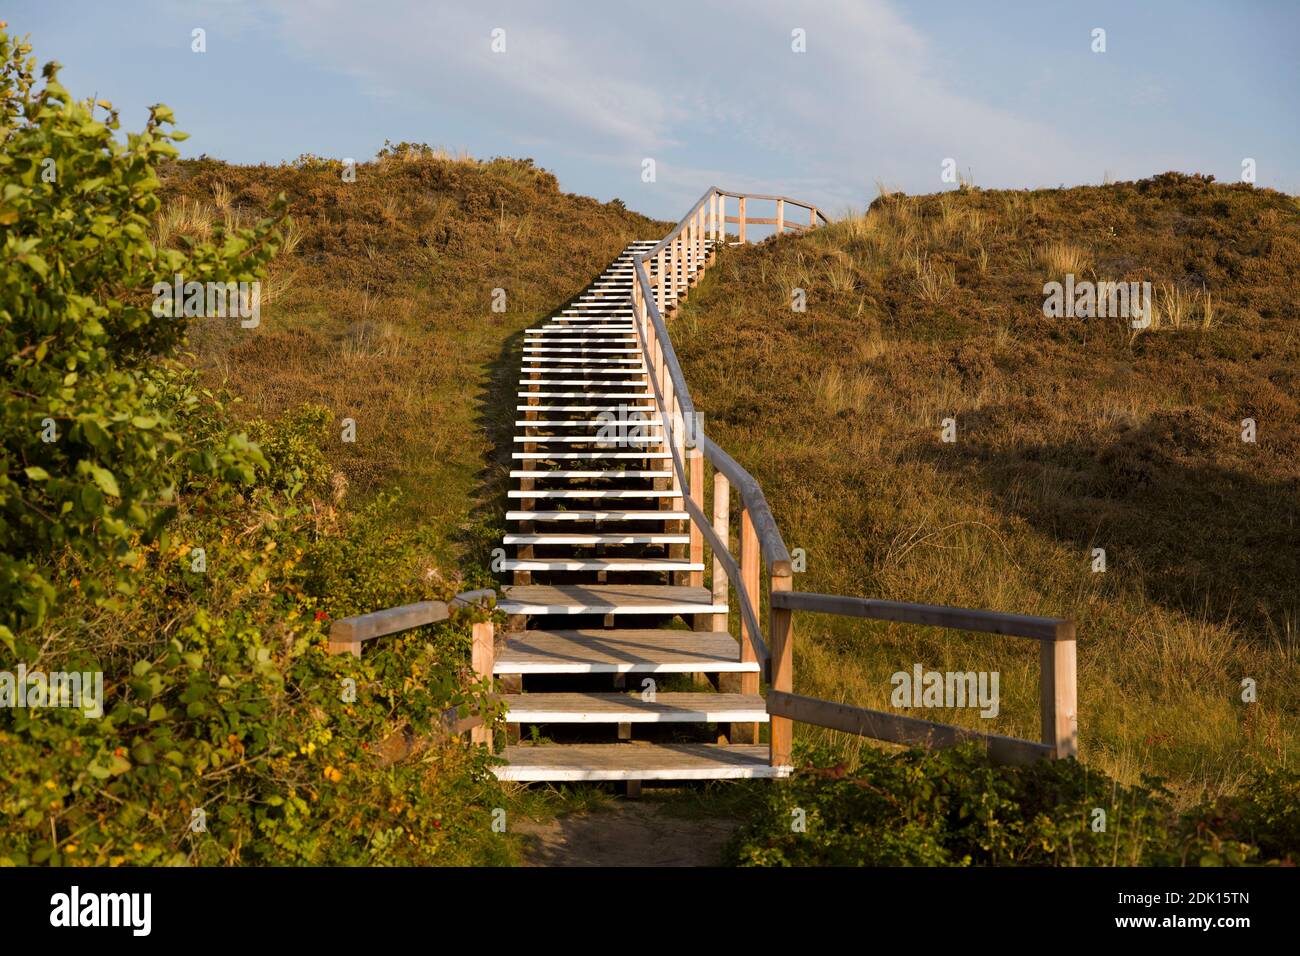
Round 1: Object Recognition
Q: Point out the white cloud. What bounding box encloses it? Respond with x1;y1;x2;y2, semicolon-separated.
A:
246;0;1129;212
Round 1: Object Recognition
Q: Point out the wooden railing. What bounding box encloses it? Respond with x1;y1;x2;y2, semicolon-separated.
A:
630;187;819;765
766;592;1077;764
327;588;499;749
630;186;1078;769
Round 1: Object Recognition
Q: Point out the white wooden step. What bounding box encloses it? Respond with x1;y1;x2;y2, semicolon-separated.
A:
502;557;703;572
502;531;686;543
508;489;679;498
525;357;644;365
508;469;668;478
506;509;686;520
493;743;787;781
512;452;672;460
528;324;635;331
502;692;767;724
495;630;754;675
512;408;655;416
524;347;640;354
517;392;654;398
553;310;633;316
520;380;651;387
516;419;661;427
521;367;647;374
524;336;636;342
512;436;663;444
499;584;724;616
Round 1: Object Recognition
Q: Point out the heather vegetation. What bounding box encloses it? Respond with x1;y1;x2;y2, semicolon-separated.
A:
674;175;1300;803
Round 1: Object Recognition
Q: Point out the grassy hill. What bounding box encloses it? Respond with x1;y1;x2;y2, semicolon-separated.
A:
673;173;1300;799
163;148;664;578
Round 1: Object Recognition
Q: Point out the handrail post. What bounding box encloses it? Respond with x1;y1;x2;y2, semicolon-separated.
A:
1040;624;1078;759
736;508;761;744
809;205;817;229
327;621;362;658
669;237;679;306
769;569;794;767
686;217;695;289
776;198;785;235
694;209;702;269
718;194;726;243
470;620;495;752
688;447;704;589
738;196;747;244
656;248;666;313
709;192;718;241
711;471;730;634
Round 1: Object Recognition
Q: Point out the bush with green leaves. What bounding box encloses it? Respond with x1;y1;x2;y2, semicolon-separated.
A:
726;743;1297;866
0;28;283;634
0;387;505;865
0;28;508;867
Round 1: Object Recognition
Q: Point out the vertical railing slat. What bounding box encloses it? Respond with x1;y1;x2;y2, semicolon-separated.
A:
1040;627;1078;759
769;571;793;767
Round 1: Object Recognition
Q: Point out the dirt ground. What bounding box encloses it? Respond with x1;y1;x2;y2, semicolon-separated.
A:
512;800;740;867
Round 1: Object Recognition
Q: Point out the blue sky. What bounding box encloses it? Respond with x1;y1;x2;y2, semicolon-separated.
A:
8;0;1298;218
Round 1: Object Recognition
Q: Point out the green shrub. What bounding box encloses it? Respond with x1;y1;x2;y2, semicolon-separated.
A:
0;29;284;632
726;743;1293;866
0;27;509;867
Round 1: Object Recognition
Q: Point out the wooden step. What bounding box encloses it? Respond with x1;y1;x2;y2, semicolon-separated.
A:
521;366;647;373
520;380;651;387
524;347;640;354
524;357;644;365
512;436;664;444
502;557;703;572
502;692;767;724
514;406;654;413
526;326;635;333
517;392;654;398
499;584;724;616
493;743;787;782
507;489;679;498
516;418;662;427
502;531;687;543
524;335;637;342
495;629;755;674
511;452;673;460
506;509;687;520
507;469;668;478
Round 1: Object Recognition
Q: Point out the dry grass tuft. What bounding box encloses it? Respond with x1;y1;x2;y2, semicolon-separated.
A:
1035;240;1090;277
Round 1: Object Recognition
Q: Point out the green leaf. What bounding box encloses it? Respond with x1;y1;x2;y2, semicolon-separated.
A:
89;464;120;497
18;253;48;278
23;466;50;481
108;753;132;776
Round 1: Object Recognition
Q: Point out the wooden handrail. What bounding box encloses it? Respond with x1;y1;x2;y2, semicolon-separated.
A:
326;589;499;752
771;591;1073;642
327;588;496;655
627;194;1078;770
629;186;824;716
765;691;1053;766
769;590;1079;762
332;191;1077;778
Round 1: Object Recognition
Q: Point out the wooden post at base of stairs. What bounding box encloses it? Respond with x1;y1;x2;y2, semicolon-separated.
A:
471;621;495;752
769;572;794;768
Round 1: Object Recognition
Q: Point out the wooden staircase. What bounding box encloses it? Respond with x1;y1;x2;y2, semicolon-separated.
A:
328;187;1078;785
495;238;781;783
